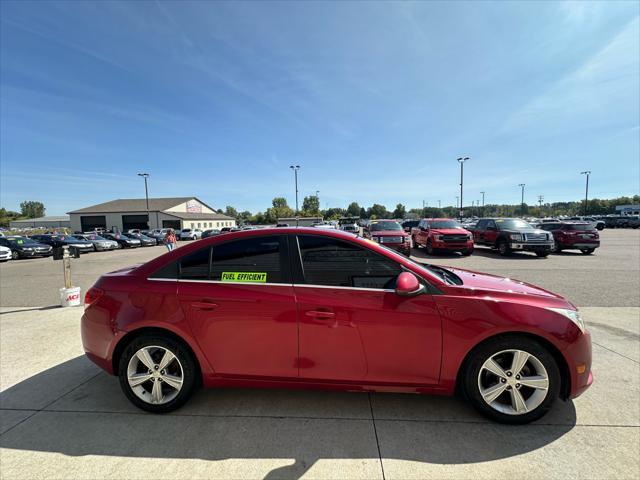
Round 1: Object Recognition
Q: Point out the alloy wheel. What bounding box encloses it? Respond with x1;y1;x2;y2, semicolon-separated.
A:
127;346;184;405
477;349;549;415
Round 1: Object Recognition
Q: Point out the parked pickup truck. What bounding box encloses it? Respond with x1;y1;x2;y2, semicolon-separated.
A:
470;218;553;257
537;221;600;254
411;218;474;256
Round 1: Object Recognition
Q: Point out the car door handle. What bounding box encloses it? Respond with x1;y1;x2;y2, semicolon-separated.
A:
305;310;335;319
191;301;219;311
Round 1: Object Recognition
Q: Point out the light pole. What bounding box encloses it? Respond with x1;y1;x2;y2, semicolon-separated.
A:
518;184;526;217
457;157;469;220
438;200;441;209
289;165;300;226
137;173;150;228
581;171;591;216
480;191;485;217
315;190;320;217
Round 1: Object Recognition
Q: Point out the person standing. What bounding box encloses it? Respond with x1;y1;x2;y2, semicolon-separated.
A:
164;229;177;251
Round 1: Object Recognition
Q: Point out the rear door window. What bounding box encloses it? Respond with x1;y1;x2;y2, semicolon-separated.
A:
210;236;287;284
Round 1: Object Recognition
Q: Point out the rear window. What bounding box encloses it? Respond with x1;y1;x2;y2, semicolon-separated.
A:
563;223;596;231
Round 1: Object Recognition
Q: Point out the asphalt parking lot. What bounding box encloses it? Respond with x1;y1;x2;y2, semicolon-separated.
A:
1;230;638;479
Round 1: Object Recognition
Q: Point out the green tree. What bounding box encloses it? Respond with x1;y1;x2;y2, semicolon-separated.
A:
392;203;406;219
302;195;320;216
346;202;361;217
367;204;388;220
265;197;294;223
224;206;238;218
20;201;45;218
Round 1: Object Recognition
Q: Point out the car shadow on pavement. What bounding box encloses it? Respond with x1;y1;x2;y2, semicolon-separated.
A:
0;356;577;479
412;248;549;262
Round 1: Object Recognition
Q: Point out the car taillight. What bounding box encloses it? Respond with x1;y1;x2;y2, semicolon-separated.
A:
84;287;104;308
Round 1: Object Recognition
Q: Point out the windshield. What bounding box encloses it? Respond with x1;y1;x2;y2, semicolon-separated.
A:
65;235;86;241
370;221;402;232
429;220;462;229
86;234;106;240
496;219;533;230
9;237;39;246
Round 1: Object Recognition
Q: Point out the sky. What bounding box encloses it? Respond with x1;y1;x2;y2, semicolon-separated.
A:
1;0;639;215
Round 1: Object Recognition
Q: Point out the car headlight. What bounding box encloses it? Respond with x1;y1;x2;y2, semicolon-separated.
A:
547;308;586;333
372;236;380;242
22;247;33;251
510;233;522;241
434;235;443;241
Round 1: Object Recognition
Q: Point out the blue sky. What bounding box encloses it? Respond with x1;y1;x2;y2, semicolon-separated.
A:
1;1;638;215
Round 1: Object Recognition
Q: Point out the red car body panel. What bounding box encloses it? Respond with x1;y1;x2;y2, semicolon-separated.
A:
81;227;592;400
412;218;474;252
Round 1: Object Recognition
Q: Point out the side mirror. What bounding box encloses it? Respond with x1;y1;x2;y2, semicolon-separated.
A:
395;272;425;297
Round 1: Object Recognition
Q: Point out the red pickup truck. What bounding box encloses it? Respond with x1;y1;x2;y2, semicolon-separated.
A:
411;218;474;256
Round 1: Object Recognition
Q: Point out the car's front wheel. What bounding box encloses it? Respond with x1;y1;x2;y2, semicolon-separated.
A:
581;249;595;255
497;240;510;256
535;250;550;258
118;335;197;413
426;241;435;255
462;336;560;424
11;251;19;260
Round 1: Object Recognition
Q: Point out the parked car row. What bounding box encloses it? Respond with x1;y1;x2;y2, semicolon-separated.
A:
356;217;602;258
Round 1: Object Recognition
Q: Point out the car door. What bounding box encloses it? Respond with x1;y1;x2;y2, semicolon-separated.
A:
484;220;498;244
473;219;487;244
292;234;442;385
176;235;298;379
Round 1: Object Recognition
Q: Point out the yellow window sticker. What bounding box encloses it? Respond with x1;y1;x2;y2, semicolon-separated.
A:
221;272;267;283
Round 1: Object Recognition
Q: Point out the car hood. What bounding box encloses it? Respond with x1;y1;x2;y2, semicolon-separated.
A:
445;267;563;299
430;228;471;235
371;230;408;237
500;228;547;235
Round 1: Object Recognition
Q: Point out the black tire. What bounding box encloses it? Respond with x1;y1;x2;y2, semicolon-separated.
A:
11;251;19;260
535;251;549;258
118;334;197;414
580;249;595;255
412;236;420;249
461;336;561;424
426;241;435;255
497;240;510;256
461;249;473;256
550;243;561;254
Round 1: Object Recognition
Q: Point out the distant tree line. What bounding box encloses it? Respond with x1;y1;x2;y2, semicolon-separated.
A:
219;195;640;225
0;201;46;227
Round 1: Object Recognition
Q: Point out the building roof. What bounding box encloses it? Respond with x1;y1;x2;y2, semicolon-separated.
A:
164;212;234;220
68;197;205;214
10;215;70;224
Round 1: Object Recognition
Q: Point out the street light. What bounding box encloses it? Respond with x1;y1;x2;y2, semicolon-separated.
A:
518;184;526;216
480;191;485;217
457;157;469;220
137;173;150;228
581;171;591;216
289;165;301;226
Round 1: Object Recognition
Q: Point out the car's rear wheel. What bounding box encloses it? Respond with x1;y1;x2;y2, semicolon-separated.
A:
118;335;197;413
462;336;560;424
497;240;510;256
580;249;595;255
535;250;549;258
550;243;561;253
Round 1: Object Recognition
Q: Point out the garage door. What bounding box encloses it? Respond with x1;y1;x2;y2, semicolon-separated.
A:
122;215;149;231
80;216;106;232
162;220;181;229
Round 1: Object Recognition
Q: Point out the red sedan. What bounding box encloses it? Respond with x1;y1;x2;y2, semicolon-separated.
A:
82;228;592;424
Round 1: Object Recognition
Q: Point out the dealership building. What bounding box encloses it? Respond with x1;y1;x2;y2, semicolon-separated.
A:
68;197;236;232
